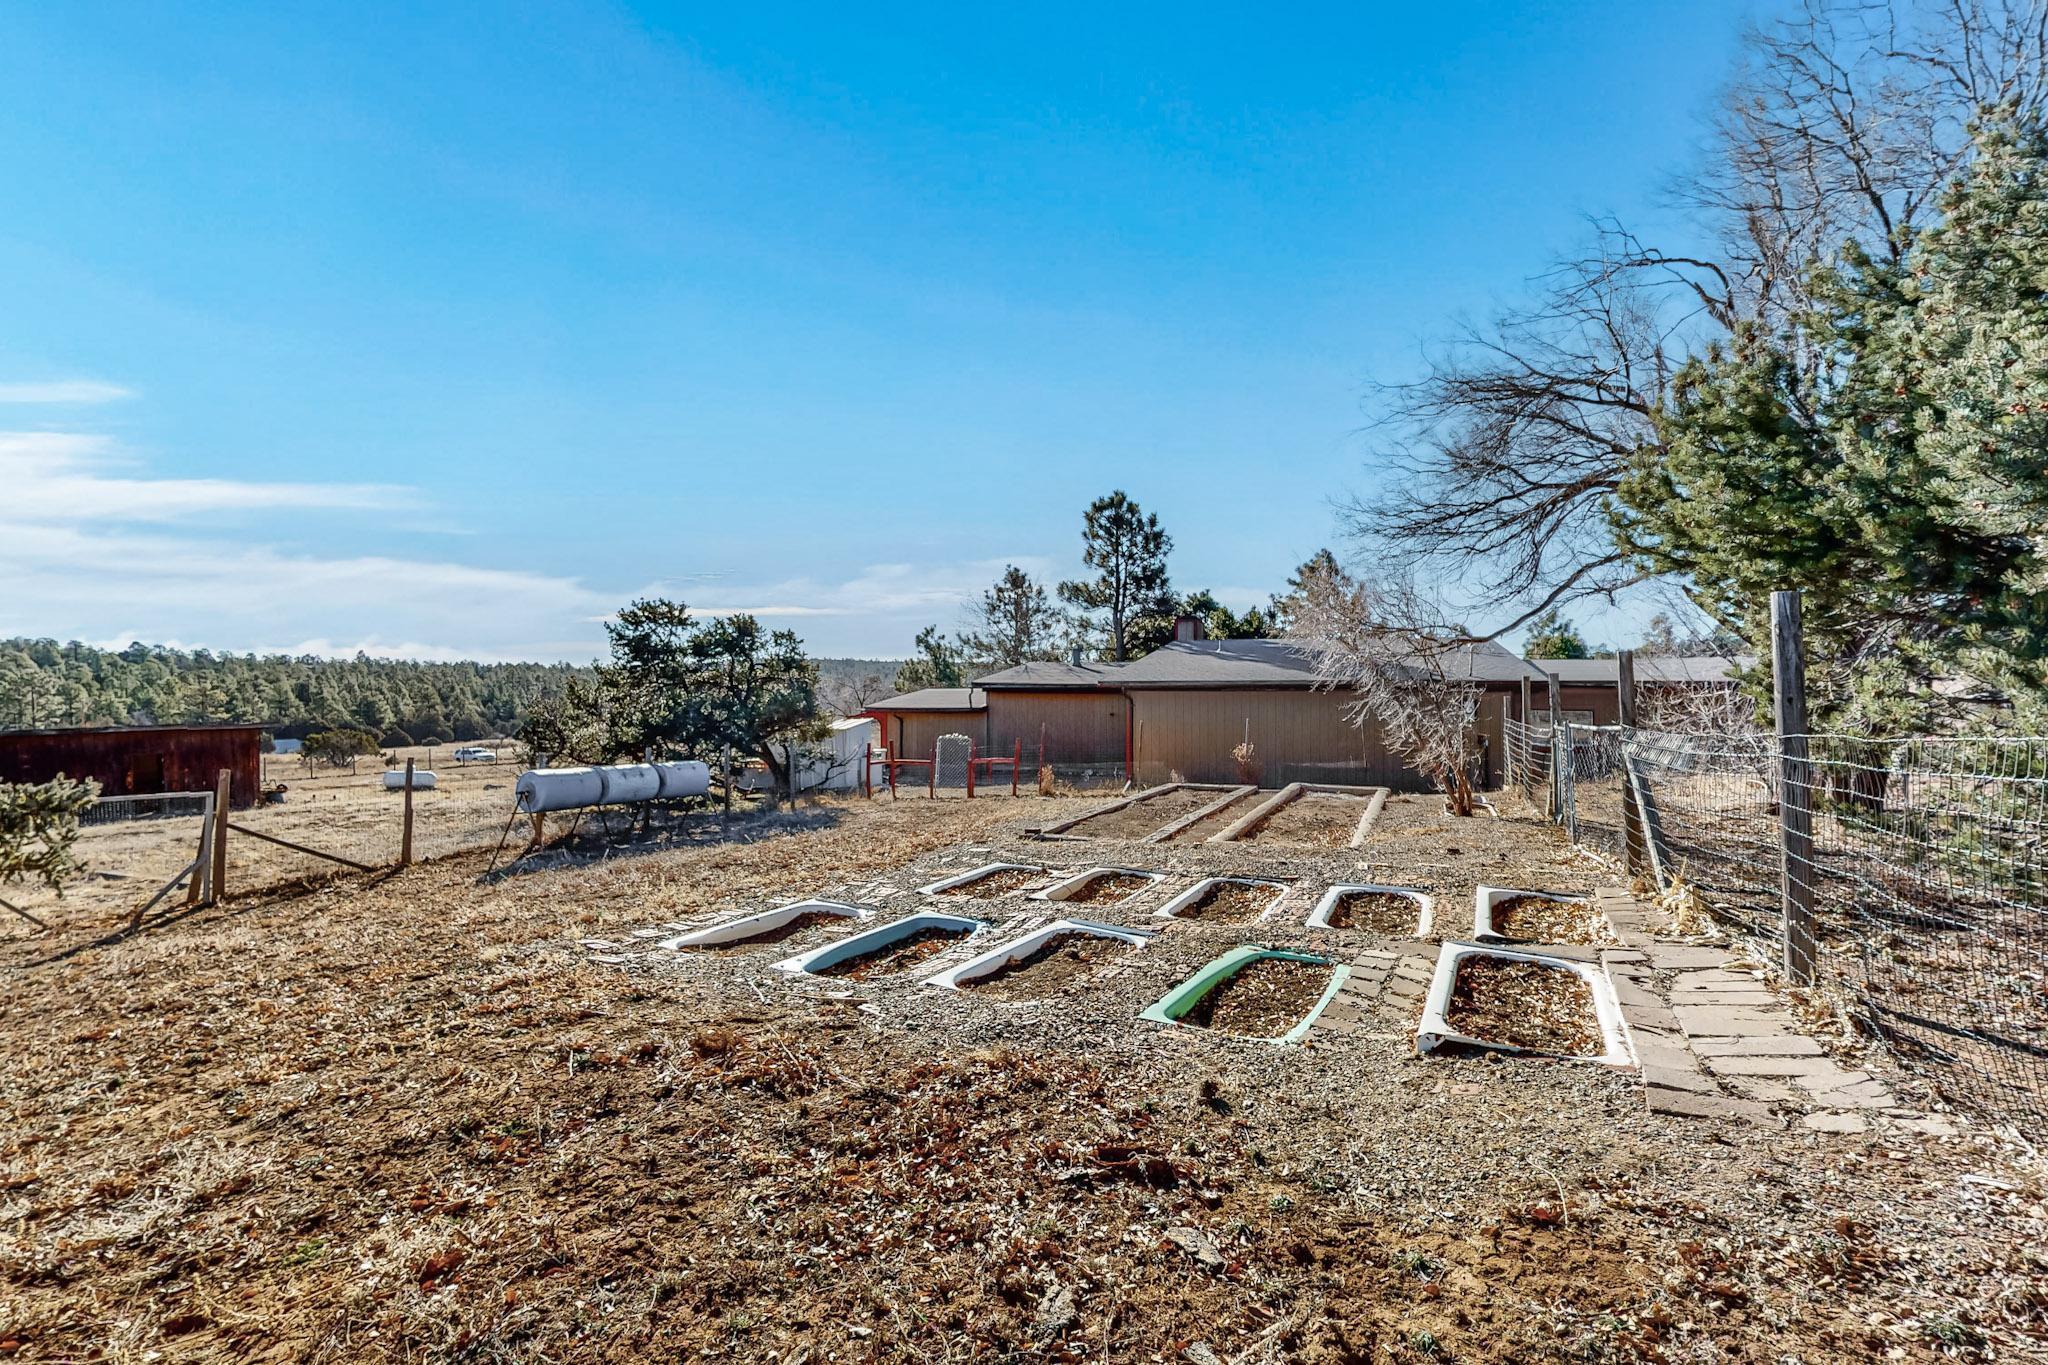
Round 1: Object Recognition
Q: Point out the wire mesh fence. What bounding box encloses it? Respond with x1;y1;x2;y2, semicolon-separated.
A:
1624;728;2048;1129
1508;708;2048;1127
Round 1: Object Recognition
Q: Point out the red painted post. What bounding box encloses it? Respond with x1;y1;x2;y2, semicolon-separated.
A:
862;742;871;798
928;743;936;798
966;740;976;799
1012;739;1021;796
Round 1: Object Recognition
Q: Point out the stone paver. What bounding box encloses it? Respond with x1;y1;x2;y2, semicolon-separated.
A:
1802;1111;1869;1134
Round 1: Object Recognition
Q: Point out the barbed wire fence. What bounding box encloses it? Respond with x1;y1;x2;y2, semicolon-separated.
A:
1508;597;2048;1130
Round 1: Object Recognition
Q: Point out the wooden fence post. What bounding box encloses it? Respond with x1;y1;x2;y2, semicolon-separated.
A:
400;758;416;866
209;767;231;903
1772;590;1818;985
1617;649;1645;876
187;794;214;906
1546;673;1562;819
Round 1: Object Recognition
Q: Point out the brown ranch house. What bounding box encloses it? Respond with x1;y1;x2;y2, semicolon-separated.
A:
867;621;1748;793
867;624;1550;793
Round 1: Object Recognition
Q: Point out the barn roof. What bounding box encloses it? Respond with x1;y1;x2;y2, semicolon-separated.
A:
868;687;988;712
974;660;1126;689
0;721;268;739
1111;638;1545;688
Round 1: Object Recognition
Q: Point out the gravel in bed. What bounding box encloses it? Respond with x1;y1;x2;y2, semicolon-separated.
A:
1323;890;1422;934
1169;879;1281;923
966;932;1128;1000
1443;958;1601;1054
1182;957;1331;1037
1490;895;1614;945
812;926;967;979
1061;872;1154;905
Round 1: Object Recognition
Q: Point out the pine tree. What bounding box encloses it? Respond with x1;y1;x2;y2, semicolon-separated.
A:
1058;491;1175;661
959;566;1063;668
1521;609;1591;660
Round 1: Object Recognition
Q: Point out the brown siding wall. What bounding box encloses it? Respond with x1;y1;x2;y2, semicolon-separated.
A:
0;727;263;808
1128;689;1406;789
1129;687;1516;792
881;711;988;761
986;691;1128;771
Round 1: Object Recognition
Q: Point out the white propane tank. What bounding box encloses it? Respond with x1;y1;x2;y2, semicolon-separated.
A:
515;766;607;813
655;760;710;798
513;761;710;813
597;763;664;804
383;769;437;790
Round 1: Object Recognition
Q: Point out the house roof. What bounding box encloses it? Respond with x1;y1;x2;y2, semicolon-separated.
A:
1110;638;1546;689
868;687;988;712
974;659;1127;689
1535;655;1747;685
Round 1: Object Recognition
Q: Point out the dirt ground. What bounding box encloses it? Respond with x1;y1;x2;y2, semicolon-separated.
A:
3;791;2045;1362
1246;793;1372;848
1066;787;1231;840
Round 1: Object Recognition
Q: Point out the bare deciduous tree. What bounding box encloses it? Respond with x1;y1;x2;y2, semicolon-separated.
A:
1287;566;1485;816
1350;0;2048;635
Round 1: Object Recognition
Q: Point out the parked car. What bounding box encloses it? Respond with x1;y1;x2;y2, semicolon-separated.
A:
452;746;497;763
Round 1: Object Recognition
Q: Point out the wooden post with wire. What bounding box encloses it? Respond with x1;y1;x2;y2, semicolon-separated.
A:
209;767;231;903
1772;589;1818;986
1617;649;1645;876
1545;674;1562;819
400;758;416;866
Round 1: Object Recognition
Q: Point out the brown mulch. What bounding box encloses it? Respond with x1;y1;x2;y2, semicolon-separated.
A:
1062;872;1154;905
1169;879;1282;923
1491;895;1616;945
1161;792;1259;842
812;925;968;979
933;866;1043;897
682;909;849;951
1444;957;1602;1055
966;931;1129;1001
1322;890;1423;935
1245;796;1368;847
1181;957;1332;1037
1070;788;1224;840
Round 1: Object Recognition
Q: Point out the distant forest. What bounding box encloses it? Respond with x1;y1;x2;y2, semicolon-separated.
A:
0;639;899;743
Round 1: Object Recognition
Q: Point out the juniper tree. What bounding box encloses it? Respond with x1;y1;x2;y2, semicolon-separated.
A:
1613;116;2048;727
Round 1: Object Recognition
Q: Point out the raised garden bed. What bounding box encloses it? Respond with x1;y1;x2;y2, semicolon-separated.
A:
1242;794;1374;847
1161;792;1261;842
775;911;983;979
1305;884;1433;937
1154;877;1288;924
1031;867;1165;906
1416;944;1631;1064
660;899;868;952
917;863;1048;897
926;919;1152;998
1473;886;1609;944
1139;946;1346;1043
1069;787;1223;840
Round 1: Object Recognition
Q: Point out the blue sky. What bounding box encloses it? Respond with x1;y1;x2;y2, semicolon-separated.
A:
0;2;1754;661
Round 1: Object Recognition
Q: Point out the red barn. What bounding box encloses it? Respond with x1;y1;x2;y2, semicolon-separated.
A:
0;723;265;809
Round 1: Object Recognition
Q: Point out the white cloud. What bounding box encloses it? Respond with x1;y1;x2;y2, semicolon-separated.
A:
688;557;1059;622
0;431;403;521
0;379;136;403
